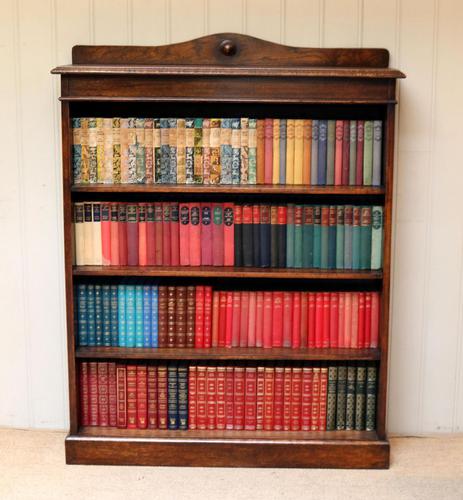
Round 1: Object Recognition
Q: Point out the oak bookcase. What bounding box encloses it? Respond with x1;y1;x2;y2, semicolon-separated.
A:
52;33;405;469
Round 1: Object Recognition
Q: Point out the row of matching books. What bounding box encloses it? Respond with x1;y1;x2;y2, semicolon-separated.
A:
79;361;377;432
76;284;380;349
74;202;383;270
72;117;383;186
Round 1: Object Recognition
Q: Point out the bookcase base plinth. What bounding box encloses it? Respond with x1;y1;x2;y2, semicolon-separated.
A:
65;433;389;469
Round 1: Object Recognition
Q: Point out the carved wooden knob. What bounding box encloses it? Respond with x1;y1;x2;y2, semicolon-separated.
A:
219;40;237;56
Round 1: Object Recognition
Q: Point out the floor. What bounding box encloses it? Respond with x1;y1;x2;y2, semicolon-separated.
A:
1;429;463;500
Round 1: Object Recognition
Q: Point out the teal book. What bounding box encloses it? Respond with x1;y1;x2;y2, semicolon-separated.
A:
336;365;347;431
363;121;373;185
220;118;232;184
349;120;357;185
365;364;377;431
355;365;367;431
143;285;151;348
311;120;319;185
313;206;322;268
160;118;170;184
135;117;146;183
154;119;162;183
360;206;372;270
336;206;345;269
77;284;87;346
167;117;177;184
372;121;382;186
344;206;353;270
320;206;329;269
286;204;295;268
125;285;136;347
231;118;241;184
302;205;314;268
326;120;335;185
135;285;144;348
102;285;111;347
294;205;303;268
94;284;103;346
345;365;357;430
87;284;96;346
327;205;337;269
151;285;158;347
371;206;383;270
352;207;361;270
110;285;118;347
117;285;126;347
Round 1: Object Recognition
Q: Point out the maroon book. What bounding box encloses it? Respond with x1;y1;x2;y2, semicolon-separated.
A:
147;366;158;429
126;204;139;266
136;365;148;429
256;366;265;430
157;365;168;430
244;366;257;430
170;202;180;266
225;366;235;430
206;366;217;430
126;365;137;429
108;362;117;427
116;364;127;428
97;362;109;427
154;203;163;265
118;203;128;266
80;362;89;426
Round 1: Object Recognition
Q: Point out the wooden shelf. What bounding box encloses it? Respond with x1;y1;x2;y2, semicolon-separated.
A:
73;265;383;280
75;346;380;361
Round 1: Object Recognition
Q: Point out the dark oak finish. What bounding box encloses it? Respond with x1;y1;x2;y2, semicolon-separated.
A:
52;33;404;469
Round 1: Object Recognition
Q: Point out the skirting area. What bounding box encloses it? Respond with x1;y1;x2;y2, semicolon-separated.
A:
1;429;462;499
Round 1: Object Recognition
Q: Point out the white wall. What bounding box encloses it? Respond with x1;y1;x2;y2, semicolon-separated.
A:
1;0;462;434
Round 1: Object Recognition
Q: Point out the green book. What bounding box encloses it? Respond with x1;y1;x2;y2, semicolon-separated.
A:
349;120;357;185
366;364;377;431
345;365;357;430
302;206;314;268
326;120;335;184
320;206;329;269
363;121;373;185
336;365;347;430
336;206;345;269
371;206;383;270
355;365;367;430
286;204;295;268
344;205;353;269
360;206;372;270
313;206;322;268
326;365;338;431
352;206;361;270
294;205;303;268
372;120;383;186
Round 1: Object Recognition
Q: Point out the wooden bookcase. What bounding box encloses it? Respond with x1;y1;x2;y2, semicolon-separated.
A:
52;33;404;469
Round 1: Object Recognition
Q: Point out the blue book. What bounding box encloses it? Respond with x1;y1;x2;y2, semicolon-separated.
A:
135;285;144;347
117;285;126;347
110;285;118;347
311;120;319;185
143;285;152;347
102;285;111;346
94;284;103;346
86;284;96;346
168;364;179;429
125;285;136;347
279;119;287;183
344;206;353;270
178;364;188;430
318;120;328;185
151;285;159;347
77;284;87;346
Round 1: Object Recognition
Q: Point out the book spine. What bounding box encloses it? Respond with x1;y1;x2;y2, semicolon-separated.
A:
283;367;292;431
79;362;89;425
318;119;327;185
185;118;195;184
272;118;280;184
313;206;321;268
336;205;345;269
242;204;253;267
134;285;144;348
286;119;295;184
300;292;308;348
223;202;235;266
175;286;187;347
349;120;357;185
286;204;295;268
247;291;257;347
170;202;180;266
72;118;82;183
178;364;188;430
252;204;261;267
189;202;201;266
225;291;234;347
111;118;121;183
294;119;304;184
372;120;382;186
126;204;139;266
211;291;220;347
136;365;148;429
83;202;93;264
244;367;257;430
336;365;347;430
308;292;316;348
352;206;361;270
341;120;350;185
320;206;329;269
88;118;98;183
86;284;96;346
126;364;137;429
220;118;232;184
259;205;271;268
326;365;338;431
363;121;373;185
88;362;98;425
292;292;301;348
116;364;127;428
328;205;337;270
209;118;221;184
356;120;364;185
270;205;279;267
318;367;328;431
167;364;178;429
301;367;313;431
264;118;273;184
203;286;213;348
101;202;111;265
256;119;265;184
186;286;196;348
248;118;257;184
202;118;211;184
206;366;217;430
256;366;265;430
147;366;158;429
360;206;372;270
77;284;87;346
230;118;241;184
158;286;168;347
74;203;85;265
138;203;147;266
255;291;264;347
146;203;155;265
144;118;153;183
290;367;302;431
216;366;226;430
302;119;312;185
371;292;380;348
239;291;249;347
167;286;176;348
212;203;224;266
162;202;171;266
345;365;357;430
366;364;377;431
194;286;204;348
263;367;275;431
326;120;335;185
310;120;319;185
127;118;137;183
282;292;293;347
371;206;383;269
91;202;102;265
154;203;163;265
179;203;190;266
240;117;249;184
150;285;158;347
135;117;146;183
330;292;339;348
201;202;213;266
188;366;197;430
263;291;273;348
344;205;353;269
233;366;245;430
157;365;168;429
94;285;103;346
334;120;343;185
193;117;203;184
279;119;287;184
277;205;287;268
102;285;111;346
355;365;367;430
196;366;207;429
274;367;284;430
302;206;313;268
311;367;320;430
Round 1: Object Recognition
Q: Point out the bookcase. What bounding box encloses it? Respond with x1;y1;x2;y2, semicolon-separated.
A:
52;33;404;469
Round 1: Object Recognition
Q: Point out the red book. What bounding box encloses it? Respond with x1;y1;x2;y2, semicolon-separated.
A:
218;291;227;347
256;366;265;430
244;367;257;430
200;202;213;266
216;366;226;430
233;366;245;430
311;367;320;430
179;203;190;266
315;293;323;348
356;120;365;185
338;292;345;348
170;202;180;266
371;292;380;348
194;286;205;348
211;291;220;347
147;366;158;429
263;367;275;431
344;292;352;349
341;119;350;185
272;291;283;347
157;286;168;348
322;292;330;348
126;364;137;429
239;291;249;347
118;203;128;266
273;367;284;431
101;202;111;266
223;202;235;266
255;291;264;347
262;291;273;348
282;292;293;347
88;362;98;426
146;204;156;265
188;366;197;430
162;202;171;266
301;367;313;431
225;291;233;347
157;365;168;430
225;366;235;430
136;365;148;429
212;203;224;266
138;203;147;266
264;118;273;183
307;292;316;348
358;292;366;348
318;367;328;431
351;292;359;348
329;292;339;348
206;366;218;430
231;291;241;347
300;292;308;348
116;364;127;428
154;203;163;265
97;362;109;427
247;291;257;347
364;292;372;348
196;366;207;430
292;292;301;348
127;204;139;266
79;362;89;426
108;362;117;427
290;367;302;431
283;367;292;431
203;286;213;348
110;203;120;265
334;120;343;185
189;202;201;266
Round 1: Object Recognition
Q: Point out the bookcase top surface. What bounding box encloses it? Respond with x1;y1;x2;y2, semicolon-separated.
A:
51;33;405;79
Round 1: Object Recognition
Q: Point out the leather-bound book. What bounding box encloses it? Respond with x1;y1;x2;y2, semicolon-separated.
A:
116;364;127;428
157;365;168;430
178;364;188;430
206;366;217;430
136;365;148;429
175;286;187;347
147;365;158;429
188;366;197;430
263;366;275;431
216;366;226;430
186;286;196;348
167;286;176;348
301;366;313;431
157;286;168;348
126;364;137;429
167;364;178;429
244;366;257;430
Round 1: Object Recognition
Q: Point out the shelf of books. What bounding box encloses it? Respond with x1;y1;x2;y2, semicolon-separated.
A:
52;33;404;469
